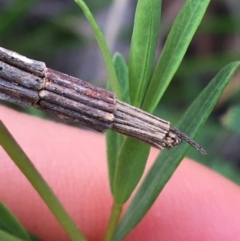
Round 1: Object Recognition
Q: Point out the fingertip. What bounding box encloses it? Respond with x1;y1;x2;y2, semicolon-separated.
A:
126;159;240;241
1;105;240;241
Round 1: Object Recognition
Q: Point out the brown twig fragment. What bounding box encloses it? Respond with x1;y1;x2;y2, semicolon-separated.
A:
0;46;206;155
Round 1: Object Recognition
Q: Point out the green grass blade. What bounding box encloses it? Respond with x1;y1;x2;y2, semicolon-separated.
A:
113;139;150;204
115;61;240;240
129;0;162;107
142;0;211;113
0;230;25;241
0;122;87;241
74;0;122;99
0;202;30;241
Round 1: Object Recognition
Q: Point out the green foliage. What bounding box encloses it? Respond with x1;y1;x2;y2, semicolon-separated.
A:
0;230;26;241
221;105;240;132
74;0;122;99
106;129;124;193
115;61;240;240
113;140;150;204
0;0;239;240
0;202;42;240
0;121;87;241
106;53;129;193
0;202;31;241
128;0;162;107
142;0;211;113
113;53;130;104
0;0;36;35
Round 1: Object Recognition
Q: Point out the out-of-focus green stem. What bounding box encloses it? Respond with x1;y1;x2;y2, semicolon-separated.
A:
104;202;123;241
0;121;87;241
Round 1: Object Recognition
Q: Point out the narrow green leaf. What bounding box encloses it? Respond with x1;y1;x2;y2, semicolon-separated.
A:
113;138;150;204
113;53;130;104
0;230;25;241
129;0;162;107
115;62;240;240
221;105;240;133
0;202;30;241
106;53;129;193
0;122;87;241
106;130;124;193
74;0;122;100
142;0;211;113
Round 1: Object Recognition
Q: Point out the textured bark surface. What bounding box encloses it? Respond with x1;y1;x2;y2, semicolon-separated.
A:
0;46;206;154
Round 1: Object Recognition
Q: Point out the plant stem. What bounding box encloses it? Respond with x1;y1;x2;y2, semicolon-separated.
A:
0;121;87;241
104;202;123;241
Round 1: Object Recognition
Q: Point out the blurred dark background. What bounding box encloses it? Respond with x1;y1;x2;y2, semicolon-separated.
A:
0;0;240;183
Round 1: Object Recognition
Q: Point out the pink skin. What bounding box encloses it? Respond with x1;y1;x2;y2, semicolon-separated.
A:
0;105;240;241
